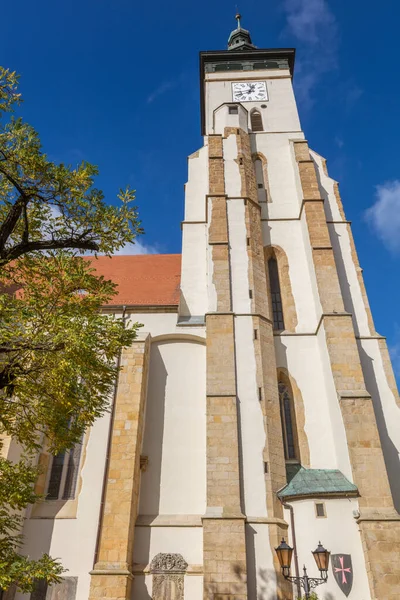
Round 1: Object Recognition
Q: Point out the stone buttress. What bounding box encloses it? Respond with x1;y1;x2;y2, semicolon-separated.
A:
293;139;400;600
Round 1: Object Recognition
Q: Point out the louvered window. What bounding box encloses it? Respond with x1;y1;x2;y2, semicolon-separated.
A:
250;110;263;132
268;258;285;330
46;437;83;500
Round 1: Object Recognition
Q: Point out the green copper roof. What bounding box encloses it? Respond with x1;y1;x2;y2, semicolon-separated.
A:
278;467;358;500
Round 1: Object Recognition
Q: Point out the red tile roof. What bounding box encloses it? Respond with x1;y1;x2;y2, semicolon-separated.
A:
85;254;181;306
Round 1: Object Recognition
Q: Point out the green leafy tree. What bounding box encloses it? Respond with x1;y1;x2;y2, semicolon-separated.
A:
0;67;143;591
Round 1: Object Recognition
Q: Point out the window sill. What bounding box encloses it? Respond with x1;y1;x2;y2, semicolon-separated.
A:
30;497;78;519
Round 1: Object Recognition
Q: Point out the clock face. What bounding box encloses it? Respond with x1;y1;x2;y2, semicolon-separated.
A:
232;81;268;102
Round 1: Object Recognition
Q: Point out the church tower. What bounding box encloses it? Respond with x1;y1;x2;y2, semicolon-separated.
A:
12;15;400;600
178;14;400;600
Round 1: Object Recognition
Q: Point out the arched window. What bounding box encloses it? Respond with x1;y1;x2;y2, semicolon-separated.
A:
250;109;263;132
279;382;299;462
268;257;285;330
46;436;83;500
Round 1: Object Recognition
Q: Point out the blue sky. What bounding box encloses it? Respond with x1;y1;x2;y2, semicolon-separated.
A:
2;0;400;374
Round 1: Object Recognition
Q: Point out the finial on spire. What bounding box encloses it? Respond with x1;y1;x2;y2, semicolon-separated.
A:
227;12;256;51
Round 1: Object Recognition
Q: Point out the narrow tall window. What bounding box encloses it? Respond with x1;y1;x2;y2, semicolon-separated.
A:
250;109;263;132
279;382;298;461
268;257;285;330
30;580;48;600
46;437;83;501
254;159;264;189
46;452;65;499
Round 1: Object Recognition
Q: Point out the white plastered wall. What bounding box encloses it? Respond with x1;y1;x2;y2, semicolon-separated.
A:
254;132;305;219
311;150;371;337
215;88;367;594
139;339;206;516
284;498;371;600
222;123;277;595
180;144;208;318
263;219;321;332
358;338;400;512
134;338;206;600
15;402;112;600
15;312;207;600
255;131;354;479
132;527;204;600
275;335;342;471
126;312;205;340
205;70;301;135
312;149;400;504
180;223;208;317
328;221;370;337
214;103;248;134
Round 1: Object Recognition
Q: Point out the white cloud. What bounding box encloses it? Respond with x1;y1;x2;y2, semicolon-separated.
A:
113;240;160;255
147;81;175;104
390;343;400;378
335;136;344;148
345;85;363;113
365;180;400;253
389;326;400;379
283;0;338;108
284;0;336;43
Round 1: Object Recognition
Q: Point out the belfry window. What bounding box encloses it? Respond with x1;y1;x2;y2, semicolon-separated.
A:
279;382;298;461
46;437;83;500
268;257;285;330
250;109;263;132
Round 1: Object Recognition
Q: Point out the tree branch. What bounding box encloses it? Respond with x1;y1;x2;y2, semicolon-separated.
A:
21;204;29;244
0;195;27;253
0;237;100;264
0;342;65;353
0;162;33;251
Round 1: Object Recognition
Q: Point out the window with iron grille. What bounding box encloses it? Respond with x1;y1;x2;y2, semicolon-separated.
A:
46;437;83;500
250;109;263;132
268;257;285;330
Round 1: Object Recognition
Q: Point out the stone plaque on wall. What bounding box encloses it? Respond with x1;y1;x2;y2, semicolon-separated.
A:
47;578;78;600
150;553;188;600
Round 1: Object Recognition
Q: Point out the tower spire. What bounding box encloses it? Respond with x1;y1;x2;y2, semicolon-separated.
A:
228;12;256;51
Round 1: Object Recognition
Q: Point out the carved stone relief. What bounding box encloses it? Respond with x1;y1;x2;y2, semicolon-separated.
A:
150;553;188;600
47;577;78;600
